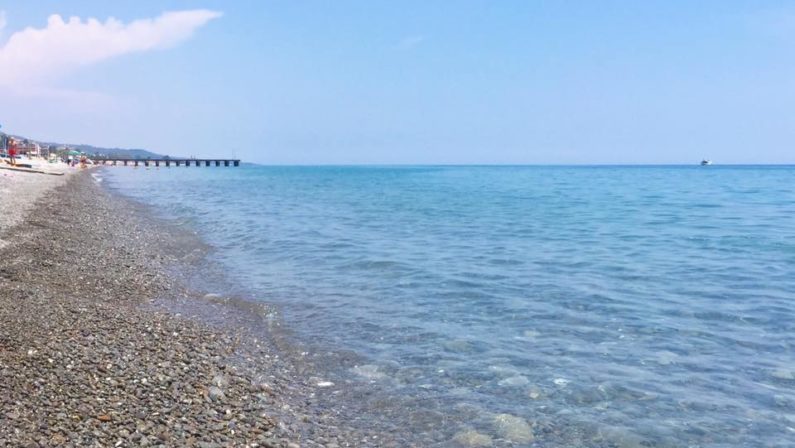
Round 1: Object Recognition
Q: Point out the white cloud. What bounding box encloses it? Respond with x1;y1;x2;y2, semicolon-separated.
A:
0;9;222;88
0;11;7;31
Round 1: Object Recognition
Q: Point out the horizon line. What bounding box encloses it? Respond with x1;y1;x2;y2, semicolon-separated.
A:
240;162;795;167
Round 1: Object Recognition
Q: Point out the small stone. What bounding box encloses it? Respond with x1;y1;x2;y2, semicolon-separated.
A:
212;374;229;388
774;394;791;407
208;386;225;401
553;378;570;387
453;429;493;447
655;350;679;365
772;369;795;380
498;375;529;387
97;414;112;422
528;387;542;399
493;414;534;443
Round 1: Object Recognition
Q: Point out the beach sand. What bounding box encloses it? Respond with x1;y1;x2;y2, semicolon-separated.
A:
0;172;402;447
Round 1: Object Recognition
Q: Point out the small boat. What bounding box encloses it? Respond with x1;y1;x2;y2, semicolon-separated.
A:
700;159;712;166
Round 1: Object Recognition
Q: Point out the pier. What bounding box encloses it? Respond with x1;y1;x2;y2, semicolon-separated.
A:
92;158;241;167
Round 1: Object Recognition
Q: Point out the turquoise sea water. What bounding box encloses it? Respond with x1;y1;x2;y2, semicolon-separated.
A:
103;165;795;446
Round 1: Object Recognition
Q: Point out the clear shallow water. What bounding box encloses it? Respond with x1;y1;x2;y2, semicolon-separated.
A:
103;165;795;446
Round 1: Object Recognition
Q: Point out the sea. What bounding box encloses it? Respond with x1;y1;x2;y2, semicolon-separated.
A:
101;165;795;447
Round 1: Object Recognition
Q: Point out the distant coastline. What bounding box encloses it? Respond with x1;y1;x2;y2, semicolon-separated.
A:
1;131;165;160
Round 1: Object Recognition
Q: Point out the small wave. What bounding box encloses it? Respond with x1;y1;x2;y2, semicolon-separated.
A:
343;259;410;271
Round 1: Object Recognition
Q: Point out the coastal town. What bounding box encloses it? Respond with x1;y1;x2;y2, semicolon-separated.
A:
1;130;139;168
1;130;240;172
0;134;87;175
1;134;75;160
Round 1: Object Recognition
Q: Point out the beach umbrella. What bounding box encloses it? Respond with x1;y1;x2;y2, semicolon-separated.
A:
67;150;81;155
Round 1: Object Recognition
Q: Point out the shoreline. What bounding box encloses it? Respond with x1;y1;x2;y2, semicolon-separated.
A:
0;172;404;447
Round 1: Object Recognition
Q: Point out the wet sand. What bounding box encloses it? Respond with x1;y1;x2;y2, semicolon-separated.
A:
0;172;404;447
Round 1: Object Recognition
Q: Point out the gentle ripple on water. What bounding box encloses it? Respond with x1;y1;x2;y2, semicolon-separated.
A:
104;165;795;446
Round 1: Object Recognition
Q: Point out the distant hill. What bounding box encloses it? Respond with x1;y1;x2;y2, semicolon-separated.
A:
38;141;168;159
72;145;165;159
1;131;171;159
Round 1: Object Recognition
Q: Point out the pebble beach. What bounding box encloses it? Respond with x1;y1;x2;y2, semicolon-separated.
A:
0;167;69;249
0;171;405;448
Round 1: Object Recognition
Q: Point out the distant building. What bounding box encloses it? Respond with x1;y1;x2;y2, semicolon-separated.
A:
17;141;41;156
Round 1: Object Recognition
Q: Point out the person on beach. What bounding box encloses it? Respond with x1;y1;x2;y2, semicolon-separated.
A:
7;138;17;166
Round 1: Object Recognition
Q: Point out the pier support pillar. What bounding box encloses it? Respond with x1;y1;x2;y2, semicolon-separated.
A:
134;160;139;167
215;160;220;166
224;160;230;167
155;161;160;167
234;160;240;167
144;160;149;167
123;160;128;166
205;160;211;167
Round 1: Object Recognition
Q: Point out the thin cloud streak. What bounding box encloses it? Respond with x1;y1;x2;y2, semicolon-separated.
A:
394;35;425;51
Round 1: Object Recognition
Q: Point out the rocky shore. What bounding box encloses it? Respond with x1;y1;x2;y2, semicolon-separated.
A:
0;173;402;447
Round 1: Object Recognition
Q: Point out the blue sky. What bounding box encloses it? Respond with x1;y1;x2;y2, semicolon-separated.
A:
0;1;793;164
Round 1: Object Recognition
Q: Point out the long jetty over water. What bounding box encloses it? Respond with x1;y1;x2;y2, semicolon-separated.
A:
93;158;241;167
